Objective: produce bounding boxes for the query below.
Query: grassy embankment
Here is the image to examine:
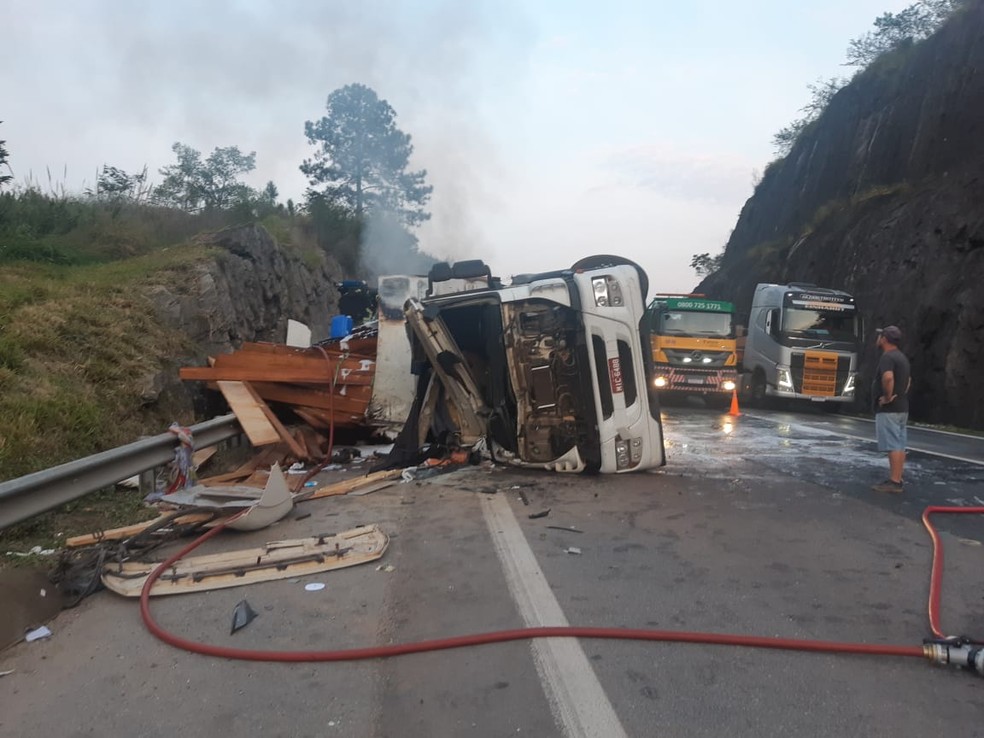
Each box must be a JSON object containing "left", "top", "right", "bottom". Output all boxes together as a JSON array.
[{"left": 0, "top": 191, "right": 259, "bottom": 562}]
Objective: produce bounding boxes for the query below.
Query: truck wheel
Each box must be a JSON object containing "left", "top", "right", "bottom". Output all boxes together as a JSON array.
[
  {"left": 750, "top": 372, "right": 768, "bottom": 407},
  {"left": 706, "top": 394, "right": 731, "bottom": 410}
]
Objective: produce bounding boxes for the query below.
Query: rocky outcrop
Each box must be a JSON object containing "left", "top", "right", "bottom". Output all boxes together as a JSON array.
[
  {"left": 140, "top": 224, "right": 342, "bottom": 413},
  {"left": 698, "top": 0, "right": 984, "bottom": 428},
  {"left": 148, "top": 224, "right": 341, "bottom": 356}
]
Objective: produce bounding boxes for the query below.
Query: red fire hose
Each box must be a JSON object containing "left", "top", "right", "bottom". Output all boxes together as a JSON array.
[
  {"left": 921, "top": 505, "right": 984, "bottom": 639},
  {"left": 138, "top": 506, "right": 982, "bottom": 668}
]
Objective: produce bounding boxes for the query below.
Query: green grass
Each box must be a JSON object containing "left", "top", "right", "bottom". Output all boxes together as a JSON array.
[
  {"left": 0, "top": 245, "right": 211, "bottom": 482},
  {"left": 0, "top": 487, "right": 161, "bottom": 566},
  {"left": 0, "top": 190, "right": 361, "bottom": 559}
]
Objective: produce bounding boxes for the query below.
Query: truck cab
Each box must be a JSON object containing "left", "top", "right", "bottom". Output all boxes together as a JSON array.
[
  {"left": 646, "top": 295, "right": 738, "bottom": 406},
  {"left": 739, "top": 283, "right": 861, "bottom": 408},
  {"left": 399, "top": 256, "right": 666, "bottom": 473}
]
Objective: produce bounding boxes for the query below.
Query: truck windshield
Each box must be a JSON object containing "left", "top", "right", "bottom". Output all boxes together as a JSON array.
[
  {"left": 658, "top": 311, "right": 732, "bottom": 337},
  {"left": 782, "top": 308, "right": 859, "bottom": 341}
]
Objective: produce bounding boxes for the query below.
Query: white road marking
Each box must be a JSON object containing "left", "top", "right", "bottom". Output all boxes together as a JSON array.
[{"left": 481, "top": 492, "right": 629, "bottom": 738}]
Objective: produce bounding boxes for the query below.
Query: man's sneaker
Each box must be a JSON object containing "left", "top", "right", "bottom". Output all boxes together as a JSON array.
[{"left": 872, "top": 480, "right": 904, "bottom": 494}]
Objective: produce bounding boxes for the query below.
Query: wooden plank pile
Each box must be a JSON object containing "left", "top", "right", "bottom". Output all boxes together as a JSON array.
[{"left": 179, "top": 334, "right": 381, "bottom": 463}]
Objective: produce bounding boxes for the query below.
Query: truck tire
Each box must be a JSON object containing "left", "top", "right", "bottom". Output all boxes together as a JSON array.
[
  {"left": 750, "top": 371, "right": 768, "bottom": 408},
  {"left": 705, "top": 394, "right": 731, "bottom": 410}
]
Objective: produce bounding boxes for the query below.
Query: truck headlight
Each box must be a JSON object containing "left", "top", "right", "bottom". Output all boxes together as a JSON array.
[
  {"left": 722, "top": 380, "right": 736, "bottom": 392},
  {"left": 777, "top": 366, "right": 794, "bottom": 391},
  {"left": 591, "top": 276, "right": 623, "bottom": 307},
  {"left": 614, "top": 437, "right": 643, "bottom": 469},
  {"left": 654, "top": 376, "right": 667, "bottom": 388},
  {"left": 592, "top": 277, "right": 609, "bottom": 306},
  {"left": 615, "top": 440, "right": 630, "bottom": 469},
  {"left": 843, "top": 372, "right": 856, "bottom": 396},
  {"left": 608, "top": 279, "right": 624, "bottom": 306}
]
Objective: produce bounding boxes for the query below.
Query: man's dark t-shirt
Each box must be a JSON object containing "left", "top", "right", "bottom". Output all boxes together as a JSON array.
[{"left": 872, "top": 349, "right": 910, "bottom": 413}]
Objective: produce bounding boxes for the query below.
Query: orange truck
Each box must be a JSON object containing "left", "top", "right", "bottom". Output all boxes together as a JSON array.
[{"left": 646, "top": 294, "right": 738, "bottom": 407}]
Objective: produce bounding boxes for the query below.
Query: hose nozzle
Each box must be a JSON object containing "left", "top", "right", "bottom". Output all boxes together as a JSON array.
[{"left": 923, "top": 638, "right": 984, "bottom": 676}]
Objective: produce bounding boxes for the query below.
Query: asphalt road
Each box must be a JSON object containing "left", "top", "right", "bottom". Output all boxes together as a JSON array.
[{"left": 2, "top": 405, "right": 983, "bottom": 737}]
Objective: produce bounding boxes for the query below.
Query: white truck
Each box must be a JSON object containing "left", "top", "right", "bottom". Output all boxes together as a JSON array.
[
  {"left": 397, "top": 255, "right": 666, "bottom": 473},
  {"left": 738, "top": 282, "right": 861, "bottom": 410}
]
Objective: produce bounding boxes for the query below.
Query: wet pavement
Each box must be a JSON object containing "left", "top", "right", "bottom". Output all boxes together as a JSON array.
[
  {"left": 1, "top": 405, "right": 983, "bottom": 737},
  {"left": 676, "top": 406, "right": 984, "bottom": 542}
]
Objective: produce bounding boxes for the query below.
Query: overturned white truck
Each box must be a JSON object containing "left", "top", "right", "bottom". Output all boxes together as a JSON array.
[{"left": 391, "top": 256, "right": 666, "bottom": 473}]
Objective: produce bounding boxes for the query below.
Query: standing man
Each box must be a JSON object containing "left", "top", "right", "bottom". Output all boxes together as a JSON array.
[{"left": 871, "top": 325, "right": 911, "bottom": 493}]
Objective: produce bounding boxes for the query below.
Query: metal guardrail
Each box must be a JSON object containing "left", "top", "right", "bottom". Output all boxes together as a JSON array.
[{"left": 0, "top": 414, "right": 242, "bottom": 530}]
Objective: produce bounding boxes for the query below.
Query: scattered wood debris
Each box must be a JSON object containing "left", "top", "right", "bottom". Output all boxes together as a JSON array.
[{"left": 101, "top": 524, "right": 389, "bottom": 597}]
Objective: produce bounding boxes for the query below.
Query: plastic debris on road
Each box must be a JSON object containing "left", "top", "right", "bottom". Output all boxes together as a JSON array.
[{"left": 25, "top": 626, "right": 52, "bottom": 642}]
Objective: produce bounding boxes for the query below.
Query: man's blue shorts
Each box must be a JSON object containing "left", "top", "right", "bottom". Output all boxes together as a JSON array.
[{"left": 876, "top": 412, "right": 908, "bottom": 452}]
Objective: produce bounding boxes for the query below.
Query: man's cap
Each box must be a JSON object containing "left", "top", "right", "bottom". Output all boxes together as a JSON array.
[{"left": 876, "top": 325, "right": 903, "bottom": 343}]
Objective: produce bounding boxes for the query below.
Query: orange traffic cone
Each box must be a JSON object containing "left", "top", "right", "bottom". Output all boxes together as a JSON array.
[{"left": 728, "top": 389, "right": 742, "bottom": 417}]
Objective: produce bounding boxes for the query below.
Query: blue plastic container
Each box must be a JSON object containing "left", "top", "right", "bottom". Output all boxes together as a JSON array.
[{"left": 330, "top": 314, "right": 354, "bottom": 339}]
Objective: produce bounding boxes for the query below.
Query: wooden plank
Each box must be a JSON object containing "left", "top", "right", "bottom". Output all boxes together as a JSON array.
[
  {"left": 249, "top": 381, "right": 373, "bottom": 413},
  {"left": 197, "top": 446, "right": 283, "bottom": 486},
  {"left": 212, "top": 351, "right": 376, "bottom": 380},
  {"left": 101, "top": 525, "right": 389, "bottom": 597},
  {"left": 181, "top": 365, "right": 374, "bottom": 386},
  {"left": 294, "top": 426, "right": 327, "bottom": 460},
  {"left": 65, "top": 512, "right": 215, "bottom": 548},
  {"left": 238, "top": 342, "right": 376, "bottom": 360},
  {"left": 347, "top": 480, "right": 397, "bottom": 497},
  {"left": 241, "top": 381, "right": 308, "bottom": 460},
  {"left": 217, "top": 381, "right": 281, "bottom": 446},
  {"left": 293, "top": 407, "right": 329, "bottom": 430},
  {"left": 191, "top": 447, "right": 218, "bottom": 471},
  {"left": 290, "top": 405, "right": 370, "bottom": 429},
  {"left": 302, "top": 469, "right": 404, "bottom": 501}
]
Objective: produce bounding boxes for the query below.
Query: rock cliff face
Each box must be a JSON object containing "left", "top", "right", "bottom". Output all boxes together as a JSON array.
[
  {"left": 142, "top": 224, "right": 342, "bottom": 413},
  {"left": 697, "top": 0, "right": 984, "bottom": 428},
  {"left": 149, "top": 224, "right": 341, "bottom": 356}
]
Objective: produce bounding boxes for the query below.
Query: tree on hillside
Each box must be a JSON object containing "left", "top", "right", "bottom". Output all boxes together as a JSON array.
[
  {"left": 155, "top": 143, "right": 257, "bottom": 212},
  {"left": 690, "top": 251, "right": 724, "bottom": 278},
  {"left": 772, "top": 77, "right": 846, "bottom": 157},
  {"left": 845, "top": 0, "right": 964, "bottom": 67},
  {"left": 300, "top": 83, "right": 432, "bottom": 227},
  {"left": 0, "top": 121, "right": 13, "bottom": 189},
  {"left": 771, "top": 1, "right": 963, "bottom": 158}
]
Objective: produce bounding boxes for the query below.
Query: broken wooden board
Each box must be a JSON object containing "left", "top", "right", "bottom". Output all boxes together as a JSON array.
[
  {"left": 301, "top": 469, "right": 404, "bottom": 501},
  {"left": 198, "top": 445, "right": 285, "bottom": 486},
  {"left": 248, "top": 381, "right": 374, "bottom": 414},
  {"left": 182, "top": 352, "right": 376, "bottom": 386},
  {"left": 237, "top": 341, "right": 376, "bottom": 360},
  {"left": 65, "top": 512, "right": 215, "bottom": 548},
  {"left": 100, "top": 524, "right": 388, "bottom": 597},
  {"left": 217, "top": 380, "right": 281, "bottom": 446},
  {"left": 290, "top": 405, "right": 373, "bottom": 430},
  {"left": 239, "top": 381, "right": 308, "bottom": 459}
]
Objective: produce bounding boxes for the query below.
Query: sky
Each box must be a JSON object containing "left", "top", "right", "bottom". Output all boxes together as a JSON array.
[{"left": 2, "top": 0, "right": 916, "bottom": 294}]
